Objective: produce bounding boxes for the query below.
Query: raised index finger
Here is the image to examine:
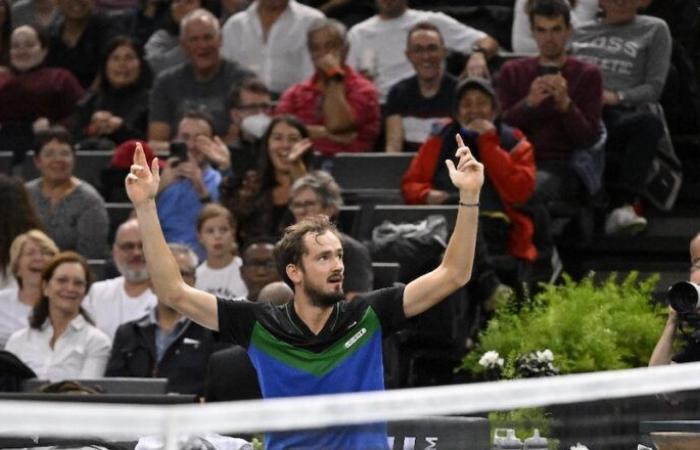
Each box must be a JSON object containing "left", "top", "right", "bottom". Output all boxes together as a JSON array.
[
  {"left": 455, "top": 133, "right": 465, "bottom": 149},
  {"left": 134, "top": 142, "right": 147, "bottom": 167}
]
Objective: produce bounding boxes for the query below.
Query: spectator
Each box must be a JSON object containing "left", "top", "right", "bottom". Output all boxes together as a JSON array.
[
  {"left": 347, "top": 0, "right": 499, "bottom": 103},
  {"left": 402, "top": 77, "right": 537, "bottom": 265},
  {"left": 498, "top": 0, "right": 603, "bottom": 208},
  {"left": 12, "top": 0, "right": 56, "bottom": 31},
  {"left": 195, "top": 203, "right": 248, "bottom": 299},
  {"left": 0, "top": 175, "right": 43, "bottom": 289},
  {"left": 157, "top": 111, "right": 227, "bottom": 259},
  {"left": 511, "top": 0, "right": 598, "bottom": 53},
  {"left": 221, "top": 0, "right": 324, "bottom": 96},
  {"left": 75, "top": 36, "right": 152, "bottom": 146},
  {"left": 649, "top": 232, "right": 700, "bottom": 366},
  {"left": 83, "top": 218, "right": 157, "bottom": 340},
  {"left": 144, "top": 0, "right": 200, "bottom": 76},
  {"left": 5, "top": 251, "right": 112, "bottom": 381},
  {"left": 276, "top": 18, "right": 380, "bottom": 161},
  {"left": 0, "top": 230, "right": 58, "bottom": 348},
  {"left": 26, "top": 126, "right": 110, "bottom": 259},
  {"left": 570, "top": 0, "right": 671, "bottom": 235},
  {"left": 105, "top": 243, "right": 221, "bottom": 397},
  {"left": 290, "top": 171, "right": 373, "bottom": 299},
  {"left": 45, "top": 0, "right": 121, "bottom": 89},
  {"left": 0, "top": 25, "right": 84, "bottom": 167},
  {"left": 223, "top": 77, "right": 273, "bottom": 175},
  {"left": 100, "top": 139, "right": 160, "bottom": 202},
  {"left": 148, "top": 8, "right": 253, "bottom": 149},
  {"left": 258, "top": 281, "right": 293, "bottom": 305},
  {"left": 219, "top": 115, "right": 313, "bottom": 241},
  {"left": 239, "top": 238, "right": 280, "bottom": 302},
  {"left": 384, "top": 21, "right": 457, "bottom": 153},
  {"left": 122, "top": 0, "right": 171, "bottom": 48}
]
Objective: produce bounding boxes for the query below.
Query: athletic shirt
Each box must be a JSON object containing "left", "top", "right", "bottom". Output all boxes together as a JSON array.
[{"left": 217, "top": 285, "right": 406, "bottom": 450}]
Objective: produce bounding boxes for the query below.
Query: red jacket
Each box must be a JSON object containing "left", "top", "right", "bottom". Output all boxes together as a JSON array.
[{"left": 401, "top": 123, "right": 537, "bottom": 261}]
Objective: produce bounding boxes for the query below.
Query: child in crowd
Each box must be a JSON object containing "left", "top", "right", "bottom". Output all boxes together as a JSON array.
[{"left": 195, "top": 204, "right": 247, "bottom": 300}]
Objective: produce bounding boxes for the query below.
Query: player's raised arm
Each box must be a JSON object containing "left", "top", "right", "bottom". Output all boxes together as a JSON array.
[
  {"left": 402, "top": 134, "right": 484, "bottom": 318},
  {"left": 125, "top": 143, "right": 219, "bottom": 330}
]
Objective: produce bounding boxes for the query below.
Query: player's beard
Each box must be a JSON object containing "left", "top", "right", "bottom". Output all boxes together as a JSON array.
[{"left": 303, "top": 276, "right": 344, "bottom": 307}]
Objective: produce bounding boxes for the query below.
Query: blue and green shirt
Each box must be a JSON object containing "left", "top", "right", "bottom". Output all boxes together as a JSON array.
[{"left": 217, "top": 285, "right": 406, "bottom": 450}]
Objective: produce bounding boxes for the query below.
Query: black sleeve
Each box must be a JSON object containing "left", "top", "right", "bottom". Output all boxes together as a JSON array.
[
  {"left": 673, "top": 338, "right": 700, "bottom": 363},
  {"left": 104, "top": 324, "right": 130, "bottom": 377},
  {"left": 216, "top": 298, "right": 260, "bottom": 347},
  {"left": 342, "top": 235, "right": 373, "bottom": 295},
  {"left": 384, "top": 83, "right": 402, "bottom": 117},
  {"left": 360, "top": 285, "right": 406, "bottom": 336}
]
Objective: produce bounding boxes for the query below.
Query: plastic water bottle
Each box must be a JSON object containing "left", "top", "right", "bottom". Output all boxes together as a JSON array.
[
  {"left": 493, "top": 429, "right": 523, "bottom": 449},
  {"left": 524, "top": 429, "right": 548, "bottom": 450}
]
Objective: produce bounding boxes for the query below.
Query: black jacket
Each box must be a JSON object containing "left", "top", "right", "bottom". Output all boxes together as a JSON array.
[{"left": 105, "top": 314, "right": 224, "bottom": 397}]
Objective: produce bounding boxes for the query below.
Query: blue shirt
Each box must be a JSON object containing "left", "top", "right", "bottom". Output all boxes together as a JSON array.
[{"left": 156, "top": 166, "right": 221, "bottom": 259}]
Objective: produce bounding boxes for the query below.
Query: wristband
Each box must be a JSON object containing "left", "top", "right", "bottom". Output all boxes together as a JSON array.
[{"left": 459, "top": 201, "right": 480, "bottom": 208}]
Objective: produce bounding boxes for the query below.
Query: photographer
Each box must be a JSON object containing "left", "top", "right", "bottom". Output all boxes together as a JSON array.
[
  {"left": 649, "top": 233, "right": 700, "bottom": 366},
  {"left": 157, "top": 110, "right": 230, "bottom": 260}
]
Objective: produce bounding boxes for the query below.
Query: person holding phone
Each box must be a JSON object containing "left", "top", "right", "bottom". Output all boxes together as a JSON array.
[
  {"left": 498, "top": 0, "right": 603, "bottom": 209},
  {"left": 156, "top": 110, "right": 229, "bottom": 259}
]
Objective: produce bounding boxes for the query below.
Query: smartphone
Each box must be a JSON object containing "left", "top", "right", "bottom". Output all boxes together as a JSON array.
[
  {"left": 538, "top": 64, "right": 560, "bottom": 76},
  {"left": 169, "top": 142, "right": 188, "bottom": 163}
]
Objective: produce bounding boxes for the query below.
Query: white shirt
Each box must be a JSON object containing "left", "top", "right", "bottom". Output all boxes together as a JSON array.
[
  {"left": 510, "top": 0, "right": 599, "bottom": 53},
  {"left": 0, "top": 286, "right": 31, "bottom": 349},
  {"left": 0, "top": 265, "right": 17, "bottom": 291},
  {"left": 195, "top": 256, "right": 248, "bottom": 300},
  {"left": 347, "top": 9, "right": 486, "bottom": 102},
  {"left": 83, "top": 276, "right": 157, "bottom": 340},
  {"left": 220, "top": 0, "right": 324, "bottom": 94},
  {"left": 5, "top": 314, "right": 111, "bottom": 381}
]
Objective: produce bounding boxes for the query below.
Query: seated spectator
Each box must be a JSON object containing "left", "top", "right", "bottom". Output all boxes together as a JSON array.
[
  {"left": 26, "top": 127, "right": 110, "bottom": 259},
  {"left": 105, "top": 243, "right": 221, "bottom": 397},
  {"left": 195, "top": 203, "right": 248, "bottom": 299},
  {"left": 157, "top": 111, "right": 228, "bottom": 259},
  {"left": 239, "top": 238, "right": 280, "bottom": 302},
  {"left": 276, "top": 18, "right": 380, "bottom": 162},
  {"left": 290, "top": 171, "right": 373, "bottom": 299},
  {"left": 221, "top": 0, "right": 324, "bottom": 96},
  {"left": 122, "top": 0, "right": 171, "bottom": 48},
  {"left": 45, "top": 0, "right": 121, "bottom": 89},
  {"left": 219, "top": 115, "right": 313, "bottom": 241},
  {"left": 0, "top": 230, "right": 58, "bottom": 348},
  {"left": 5, "top": 251, "right": 112, "bottom": 381},
  {"left": 83, "top": 218, "right": 157, "bottom": 340},
  {"left": 12, "top": 0, "right": 56, "bottom": 31},
  {"left": 75, "top": 36, "right": 151, "bottom": 147},
  {"left": 384, "top": 21, "right": 457, "bottom": 153},
  {"left": 147, "top": 8, "right": 253, "bottom": 150},
  {"left": 258, "top": 281, "right": 293, "bottom": 305},
  {"left": 347, "top": 0, "right": 499, "bottom": 103},
  {"left": 0, "top": 25, "right": 84, "bottom": 167},
  {"left": 401, "top": 77, "right": 537, "bottom": 266},
  {"left": 144, "top": 0, "right": 200, "bottom": 76},
  {"left": 498, "top": 0, "right": 603, "bottom": 208},
  {"left": 511, "top": 0, "right": 598, "bottom": 53},
  {"left": 570, "top": 0, "right": 671, "bottom": 235},
  {"left": 223, "top": 77, "right": 273, "bottom": 175},
  {"left": 0, "top": 174, "right": 44, "bottom": 290}
]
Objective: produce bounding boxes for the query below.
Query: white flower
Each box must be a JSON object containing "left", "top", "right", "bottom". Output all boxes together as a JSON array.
[
  {"left": 536, "top": 349, "right": 554, "bottom": 363},
  {"left": 570, "top": 443, "right": 589, "bottom": 450},
  {"left": 479, "top": 351, "right": 504, "bottom": 368}
]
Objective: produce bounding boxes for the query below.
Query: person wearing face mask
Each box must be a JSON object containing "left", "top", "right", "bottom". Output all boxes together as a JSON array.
[
  {"left": 75, "top": 36, "right": 152, "bottom": 146},
  {"left": 0, "top": 25, "right": 84, "bottom": 168}
]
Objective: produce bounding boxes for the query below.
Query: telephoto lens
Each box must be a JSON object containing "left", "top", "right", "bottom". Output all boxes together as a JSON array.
[{"left": 668, "top": 282, "right": 700, "bottom": 314}]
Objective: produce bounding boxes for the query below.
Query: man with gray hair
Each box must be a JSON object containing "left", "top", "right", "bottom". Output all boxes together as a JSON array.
[
  {"left": 84, "top": 218, "right": 157, "bottom": 340},
  {"left": 276, "top": 17, "right": 380, "bottom": 160},
  {"left": 106, "top": 242, "right": 222, "bottom": 397},
  {"left": 148, "top": 8, "right": 254, "bottom": 150},
  {"left": 289, "top": 171, "right": 373, "bottom": 299}
]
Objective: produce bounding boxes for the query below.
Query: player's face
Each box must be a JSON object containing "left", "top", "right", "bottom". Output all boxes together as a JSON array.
[{"left": 298, "top": 231, "right": 344, "bottom": 307}]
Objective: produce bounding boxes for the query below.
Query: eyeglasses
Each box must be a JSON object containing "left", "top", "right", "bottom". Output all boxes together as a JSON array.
[
  {"left": 407, "top": 44, "right": 442, "bottom": 55},
  {"left": 244, "top": 260, "right": 276, "bottom": 269},
  {"left": 289, "top": 200, "right": 321, "bottom": 212},
  {"left": 237, "top": 103, "right": 273, "bottom": 112},
  {"left": 116, "top": 241, "right": 143, "bottom": 252}
]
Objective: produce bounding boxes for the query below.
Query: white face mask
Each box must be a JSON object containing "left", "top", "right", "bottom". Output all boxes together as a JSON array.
[{"left": 241, "top": 113, "right": 272, "bottom": 140}]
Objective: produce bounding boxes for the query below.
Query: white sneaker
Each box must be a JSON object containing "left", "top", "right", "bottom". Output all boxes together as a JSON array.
[{"left": 604, "top": 205, "right": 647, "bottom": 235}]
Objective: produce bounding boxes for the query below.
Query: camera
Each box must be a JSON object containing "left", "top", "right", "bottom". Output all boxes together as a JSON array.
[
  {"left": 169, "top": 142, "right": 188, "bottom": 164},
  {"left": 668, "top": 282, "right": 700, "bottom": 314}
]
